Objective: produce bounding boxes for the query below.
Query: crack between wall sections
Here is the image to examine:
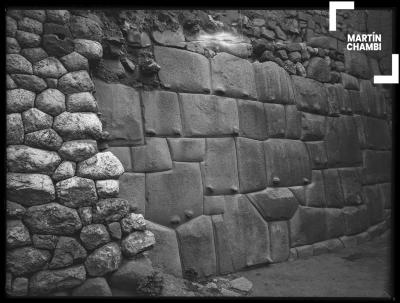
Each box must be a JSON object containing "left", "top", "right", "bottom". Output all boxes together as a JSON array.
[
  {"left": 174, "top": 228, "right": 185, "bottom": 278},
  {"left": 210, "top": 216, "right": 220, "bottom": 275},
  {"left": 233, "top": 136, "right": 241, "bottom": 194}
]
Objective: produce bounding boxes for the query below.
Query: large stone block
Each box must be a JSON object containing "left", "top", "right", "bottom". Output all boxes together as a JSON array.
[
  {"left": 142, "top": 90, "right": 182, "bottom": 136},
  {"left": 11, "top": 74, "right": 47, "bottom": 92},
  {"left": 118, "top": 173, "right": 145, "bottom": 213},
  {"left": 263, "top": 139, "right": 311, "bottom": 187},
  {"left": 53, "top": 112, "right": 102, "bottom": 141},
  {"left": 7, "top": 247, "right": 51, "bottom": 276},
  {"left": 211, "top": 215, "right": 235, "bottom": 274},
  {"left": 33, "top": 57, "right": 67, "bottom": 78},
  {"left": 342, "top": 205, "right": 369, "bottom": 235},
  {"left": 341, "top": 72, "right": 359, "bottom": 90},
  {"left": 292, "top": 75, "right": 329, "bottom": 115},
  {"left": 325, "top": 208, "right": 346, "bottom": 238},
  {"left": 304, "top": 170, "right": 326, "bottom": 207},
  {"left": 237, "top": 100, "right": 268, "bottom": 140},
  {"left": 358, "top": 116, "right": 391, "bottom": 150},
  {"left": 56, "top": 176, "right": 97, "bottom": 208},
  {"left": 264, "top": 103, "right": 285, "bottom": 138},
  {"left": 300, "top": 112, "right": 326, "bottom": 141},
  {"left": 167, "top": 138, "right": 205, "bottom": 162},
  {"left": 176, "top": 215, "right": 217, "bottom": 278},
  {"left": 305, "top": 141, "right": 328, "bottom": 169},
  {"left": 76, "top": 151, "right": 124, "bottom": 180},
  {"left": 359, "top": 80, "right": 385, "bottom": 117},
  {"left": 344, "top": 49, "right": 372, "bottom": 79},
  {"left": 361, "top": 150, "right": 391, "bottom": 184},
  {"left": 285, "top": 105, "right": 301, "bottom": 139},
  {"left": 254, "top": 61, "right": 295, "bottom": 104},
  {"left": 180, "top": 93, "right": 239, "bottom": 136},
  {"left": 325, "top": 116, "right": 362, "bottom": 167},
  {"left": 202, "top": 138, "right": 239, "bottom": 195},
  {"left": 322, "top": 168, "right": 344, "bottom": 208},
  {"left": 146, "top": 162, "right": 202, "bottom": 227},
  {"left": 236, "top": 137, "right": 267, "bottom": 193},
  {"left": 290, "top": 206, "right": 327, "bottom": 247},
  {"left": 84, "top": 242, "right": 122, "bottom": 277},
  {"left": 145, "top": 220, "right": 182, "bottom": 277},
  {"left": 7, "top": 145, "right": 61, "bottom": 175},
  {"left": 363, "top": 184, "right": 384, "bottom": 225},
  {"left": 268, "top": 221, "right": 290, "bottom": 263},
  {"left": 338, "top": 167, "right": 363, "bottom": 206},
  {"left": 58, "top": 140, "right": 98, "bottom": 162},
  {"left": 247, "top": 187, "right": 298, "bottom": 221},
  {"left": 154, "top": 46, "right": 210, "bottom": 93},
  {"left": 131, "top": 138, "right": 172, "bottom": 172},
  {"left": 93, "top": 78, "right": 144, "bottom": 146},
  {"left": 211, "top": 52, "right": 257, "bottom": 99}
]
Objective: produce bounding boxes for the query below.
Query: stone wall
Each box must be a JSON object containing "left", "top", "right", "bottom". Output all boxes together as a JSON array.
[{"left": 6, "top": 8, "right": 392, "bottom": 295}]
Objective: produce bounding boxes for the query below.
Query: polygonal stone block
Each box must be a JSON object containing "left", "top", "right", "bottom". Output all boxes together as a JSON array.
[
  {"left": 202, "top": 138, "right": 239, "bottom": 195},
  {"left": 176, "top": 215, "right": 217, "bottom": 278},
  {"left": 167, "top": 138, "right": 205, "bottom": 162},
  {"left": 254, "top": 61, "right": 295, "bottom": 104},
  {"left": 211, "top": 215, "right": 235, "bottom": 274},
  {"left": 305, "top": 141, "right": 328, "bottom": 169},
  {"left": 53, "top": 112, "right": 102, "bottom": 141},
  {"left": 268, "top": 221, "right": 290, "bottom": 263},
  {"left": 131, "top": 137, "right": 172, "bottom": 173},
  {"left": 325, "top": 208, "right": 346, "bottom": 238},
  {"left": 236, "top": 137, "right": 267, "bottom": 193},
  {"left": 300, "top": 112, "right": 326, "bottom": 141},
  {"left": 361, "top": 150, "right": 391, "bottom": 184},
  {"left": 363, "top": 184, "right": 384, "bottom": 225},
  {"left": 263, "top": 139, "right": 311, "bottom": 187},
  {"left": 304, "top": 170, "right": 326, "bottom": 207},
  {"left": 338, "top": 167, "right": 363, "bottom": 206},
  {"left": 93, "top": 78, "right": 144, "bottom": 146},
  {"left": 264, "top": 103, "right": 285, "bottom": 138},
  {"left": 285, "top": 105, "right": 301, "bottom": 139},
  {"left": 203, "top": 196, "right": 226, "bottom": 216},
  {"left": 56, "top": 176, "right": 97, "bottom": 208},
  {"left": 180, "top": 93, "right": 239, "bottom": 137},
  {"left": 342, "top": 205, "right": 369, "bottom": 235},
  {"left": 292, "top": 75, "right": 329, "bottom": 115},
  {"left": 237, "top": 100, "right": 267, "bottom": 140},
  {"left": 142, "top": 90, "right": 182, "bottom": 136},
  {"left": 247, "top": 187, "right": 298, "bottom": 221},
  {"left": 146, "top": 162, "right": 203, "bottom": 228},
  {"left": 358, "top": 116, "right": 391, "bottom": 150},
  {"left": 76, "top": 152, "right": 124, "bottom": 180},
  {"left": 322, "top": 168, "right": 344, "bottom": 208},
  {"left": 154, "top": 46, "right": 210, "bottom": 93},
  {"left": 211, "top": 52, "right": 257, "bottom": 99},
  {"left": 118, "top": 173, "right": 145, "bottom": 213}
]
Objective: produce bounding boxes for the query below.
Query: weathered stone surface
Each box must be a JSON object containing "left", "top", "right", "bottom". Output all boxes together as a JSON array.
[
  {"left": 46, "top": 10, "right": 71, "bottom": 24},
  {"left": 247, "top": 187, "right": 298, "bottom": 221},
  {"left": 131, "top": 138, "right": 172, "bottom": 172},
  {"left": 211, "top": 52, "right": 257, "bottom": 99},
  {"left": 325, "top": 208, "right": 346, "bottom": 238},
  {"left": 264, "top": 103, "right": 285, "bottom": 137},
  {"left": 29, "top": 265, "right": 86, "bottom": 295},
  {"left": 342, "top": 205, "right": 369, "bottom": 235},
  {"left": 24, "top": 202, "right": 82, "bottom": 235},
  {"left": 58, "top": 71, "right": 94, "bottom": 94},
  {"left": 92, "top": 198, "right": 130, "bottom": 223},
  {"left": 10, "top": 277, "right": 29, "bottom": 296},
  {"left": 20, "top": 47, "right": 48, "bottom": 63},
  {"left": 52, "top": 161, "right": 76, "bottom": 182},
  {"left": 305, "top": 141, "right": 328, "bottom": 169},
  {"left": 154, "top": 46, "right": 210, "bottom": 93},
  {"left": 210, "top": 215, "right": 234, "bottom": 274},
  {"left": 230, "top": 277, "right": 253, "bottom": 293},
  {"left": 85, "top": 242, "right": 121, "bottom": 277},
  {"left": 341, "top": 72, "right": 359, "bottom": 90},
  {"left": 32, "top": 234, "right": 58, "bottom": 250},
  {"left": 254, "top": 61, "right": 295, "bottom": 104},
  {"left": 325, "top": 116, "right": 362, "bottom": 167},
  {"left": 35, "top": 88, "right": 66, "bottom": 116},
  {"left": 363, "top": 184, "right": 384, "bottom": 225},
  {"left": 292, "top": 75, "right": 329, "bottom": 115},
  {"left": 96, "top": 180, "right": 119, "bottom": 198},
  {"left": 15, "top": 30, "right": 41, "bottom": 48},
  {"left": 33, "top": 57, "right": 67, "bottom": 79},
  {"left": 344, "top": 49, "right": 372, "bottom": 79},
  {"left": 56, "top": 176, "right": 97, "bottom": 208},
  {"left": 268, "top": 221, "right": 290, "bottom": 262},
  {"left": 76, "top": 151, "right": 124, "bottom": 180},
  {"left": 358, "top": 116, "right": 391, "bottom": 150},
  {"left": 24, "top": 128, "right": 63, "bottom": 151},
  {"left": 338, "top": 167, "right": 363, "bottom": 206},
  {"left": 180, "top": 94, "right": 239, "bottom": 136},
  {"left": 167, "top": 138, "right": 205, "bottom": 162},
  {"left": 7, "top": 173, "right": 55, "bottom": 206},
  {"left": 121, "top": 230, "right": 155, "bottom": 257},
  {"left": 7, "top": 145, "right": 61, "bottom": 175},
  {"left": 306, "top": 57, "right": 330, "bottom": 82},
  {"left": 300, "top": 112, "right": 326, "bottom": 141},
  {"left": 10, "top": 74, "right": 47, "bottom": 92},
  {"left": 6, "top": 15, "right": 18, "bottom": 37},
  {"left": 236, "top": 137, "right": 267, "bottom": 193},
  {"left": 74, "top": 39, "right": 103, "bottom": 60},
  {"left": 53, "top": 112, "right": 102, "bottom": 141},
  {"left": 93, "top": 78, "right": 144, "bottom": 145},
  {"left": 7, "top": 201, "right": 26, "bottom": 219},
  {"left": 66, "top": 92, "right": 97, "bottom": 113},
  {"left": 176, "top": 215, "right": 216, "bottom": 277},
  {"left": 263, "top": 139, "right": 311, "bottom": 187},
  {"left": 308, "top": 36, "right": 337, "bottom": 49},
  {"left": 7, "top": 74, "right": 17, "bottom": 89},
  {"left": 146, "top": 220, "right": 182, "bottom": 277},
  {"left": 72, "top": 277, "right": 112, "bottom": 296},
  {"left": 118, "top": 172, "right": 145, "bottom": 213},
  {"left": 58, "top": 140, "right": 97, "bottom": 161},
  {"left": 303, "top": 170, "right": 326, "bottom": 207},
  {"left": 22, "top": 108, "right": 53, "bottom": 133},
  {"left": 121, "top": 213, "right": 146, "bottom": 234},
  {"left": 7, "top": 247, "right": 51, "bottom": 276},
  {"left": 202, "top": 138, "right": 239, "bottom": 195},
  {"left": 362, "top": 150, "right": 391, "bottom": 185},
  {"left": 70, "top": 15, "right": 103, "bottom": 42},
  {"left": 108, "top": 222, "right": 122, "bottom": 240},
  {"left": 80, "top": 224, "right": 111, "bottom": 251},
  {"left": 237, "top": 100, "right": 267, "bottom": 140},
  {"left": 42, "top": 34, "right": 74, "bottom": 57},
  {"left": 23, "top": 10, "right": 46, "bottom": 22},
  {"left": 285, "top": 105, "right": 302, "bottom": 139},
  {"left": 290, "top": 206, "right": 327, "bottom": 246},
  {"left": 7, "top": 220, "right": 31, "bottom": 249},
  {"left": 146, "top": 162, "right": 202, "bottom": 227},
  {"left": 7, "top": 54, "right": 33, "bottom": 74},
  {"left": 78, "top": 207, "right": 93, "bottom": 226},
  {"left": 322, "top": 169, "right": 344, "bottom": 208},
  {"left": 60, "top": 52, "right": 89, "bottom": 71},
  {"left": 49, "top": 236, "right": 87, "bottom": 269},
  {"left": 7, "top": 113, "right": 24, "bottom": 145},
  {"left": 204, "top": 196, "right": 227, "bottom": 216}
]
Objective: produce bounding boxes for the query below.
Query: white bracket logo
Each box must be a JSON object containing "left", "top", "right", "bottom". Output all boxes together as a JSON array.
[{"left": 374, "top": 54, "right": 399, "bottom": 84}]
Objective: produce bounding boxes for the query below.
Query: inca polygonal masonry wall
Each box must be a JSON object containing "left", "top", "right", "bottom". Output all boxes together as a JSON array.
[{"left": 6, "top": 8, "right": 392, "bottom": 295}]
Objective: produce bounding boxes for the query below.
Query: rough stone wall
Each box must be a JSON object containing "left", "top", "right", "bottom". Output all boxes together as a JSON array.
[{"left": 6, "top": 8, "right": 393, "bottom": 294}]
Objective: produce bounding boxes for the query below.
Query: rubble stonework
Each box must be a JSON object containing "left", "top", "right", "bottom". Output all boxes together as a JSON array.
[{"left": 6, "top": 8, "right": 392, "bottom": 296}]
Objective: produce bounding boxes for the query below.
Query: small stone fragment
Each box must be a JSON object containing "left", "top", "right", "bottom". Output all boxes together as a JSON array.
[
  {"left": 230, "top": 277, "right": 253, "bottom": 293},
  {"left": 121, "top": 230, "right": 155, "bottom": 257}
]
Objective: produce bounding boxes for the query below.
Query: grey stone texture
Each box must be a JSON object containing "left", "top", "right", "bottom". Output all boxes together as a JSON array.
[{"left": 131, "top": 138, "right": 172, "bottom": 172}]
